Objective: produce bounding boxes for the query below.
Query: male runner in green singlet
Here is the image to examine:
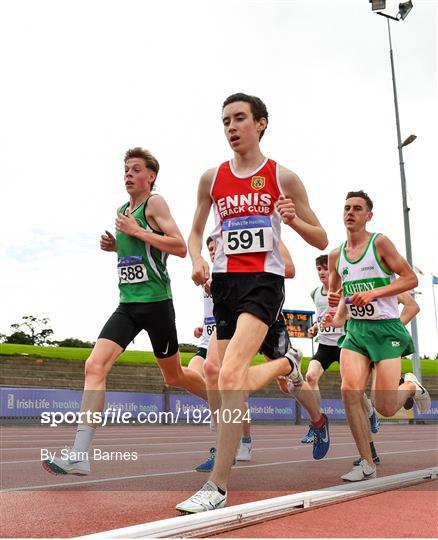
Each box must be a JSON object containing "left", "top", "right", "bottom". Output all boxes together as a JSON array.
[{"left": 42, "top": 147, "right": 206, "bottom": 476}]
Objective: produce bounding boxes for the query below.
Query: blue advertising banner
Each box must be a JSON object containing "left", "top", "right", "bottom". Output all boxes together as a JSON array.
[
  {"left": 0, "top": 387, "right": 164, "bottom": 418},
  {"left": 249, "top": 397, "right": 296, "bottom": 421},
  {"left": 301, "top": 399, "right": 346, "bottom": 421},
  {"left": 1, "top": 388, "right": 437, "bottom": 422},
  {"left": 168, "top": 394, "right": 296, "bottom": 422},
  {"left": 413, "top": 400, "right": 438, "bottom": 421},
  {"left": 168, "top": 393, "right": 209, "bottom": 423}
]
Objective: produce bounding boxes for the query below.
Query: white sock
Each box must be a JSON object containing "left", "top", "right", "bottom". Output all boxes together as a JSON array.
[
  {"left": 72, "top": 425, "right": 96, "bottom": 453},
  {"left": 364, "top": 396, "right": 374, "bottom": 418}
]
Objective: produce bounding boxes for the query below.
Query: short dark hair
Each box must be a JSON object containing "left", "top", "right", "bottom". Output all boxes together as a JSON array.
[
  {"left": 315, "top": 255, "right": 328, "bottom": 268},
  {"left": 206, "top": 236, "right": 214, "bottom": 247},
  {"left": 124, "top": 147, "right": 159, "bottom": 190},
  {"left": 346, "top": 190, "right": 373, "bottom": 211},
  {"left": 222, "top": 93, "right": 269, "bottom": 140}
]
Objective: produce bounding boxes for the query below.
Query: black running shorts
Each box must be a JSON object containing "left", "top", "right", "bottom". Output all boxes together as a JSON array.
[
  {"left": 211, "top": 272, "right": 285, "bottom": 340},
  {"left": 192, "top": 347, "right": 207, "bottom": 360},
  {"left": 260, "top": 316, "right": 291, "bottom": 360},
  {"left": 98, "top": 299, "right": 179, "bottom": 358},
  {"left": 313, "top": 343, "right": 341, "bottom": 371}
]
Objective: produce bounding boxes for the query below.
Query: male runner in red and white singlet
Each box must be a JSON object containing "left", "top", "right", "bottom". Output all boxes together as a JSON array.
[{"left": 176, "top": 93, "right": 328, "bottom": 513}]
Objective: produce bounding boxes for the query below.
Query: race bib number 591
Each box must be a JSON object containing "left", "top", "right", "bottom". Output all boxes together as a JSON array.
[
  {"left": 222, "top": 215, "right": 273, "bottom": 255},
  {"left": 118, "top": 256, "right": 148, "bottom": 284}
]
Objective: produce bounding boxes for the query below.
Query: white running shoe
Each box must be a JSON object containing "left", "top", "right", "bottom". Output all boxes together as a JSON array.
[
  {"left": 341, "top": 459, "right": 376, "bottom": 482},
  {"left": 42, "top": 448, "right": 90, "bottom": 476},
  {"left": 404, "top": 373, "right": 431, "bottom": 413},
  {"left": 176, "top": 481, "right": 227, "bottom": 513},
  {"left": 277, "top": 348, "right": 304, "bottom": 395},
  {"left": 236, "top": 441, "right": 252, "bottom": 461}
]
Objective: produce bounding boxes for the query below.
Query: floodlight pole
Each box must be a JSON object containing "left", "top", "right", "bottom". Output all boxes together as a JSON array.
[{"left": 379, "top": 14, "right": 421, "bottom": 380}]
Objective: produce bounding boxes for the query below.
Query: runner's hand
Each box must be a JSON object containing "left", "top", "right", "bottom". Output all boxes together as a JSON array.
[
  {"left": 192, "top": 257, "right": 210, "bottom": 286},
  {"left": 115, "top": 209, "right": 141, "bottom": 238},
  {"left": 321, "top": 312, "right": 335, "bottom": 328},
  {"left": 307, "top": 324, "right": 318, "bottom": 338},
  {"left": 349, "top": 291, "right": 377, "bottom": 307},
  {"left": 204, "top": 278, "right": 213, "bottom": 295},
  {"left": 100, "top": 230, "right": 116, "bottom": 252},
  {"left": 276, "top": 195, "right": 296, "bottom": 225},
  {"left": 328, "top": 287, "right": 343, "bottom": 307},
  {"left": 194, "top": 327, "right": 203, "bottom": 338}
]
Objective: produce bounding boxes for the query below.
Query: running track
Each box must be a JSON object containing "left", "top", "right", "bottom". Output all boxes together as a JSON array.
[{"left": 1, "top": 423, "right": 437, "bottom": 537}]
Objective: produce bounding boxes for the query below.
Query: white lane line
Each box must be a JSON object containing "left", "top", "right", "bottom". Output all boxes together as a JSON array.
[
  {"left": 2, "top": 435, "right": 437, "bottom": 453},
  {"left": 1, "top": 448, "right": 435, "bottom": 493},
  {"left": 1, "top": 426, "right": 435, "bottom": 437},
  {"left": 2, "top": 438, "right": 438, "bottom": 465}
]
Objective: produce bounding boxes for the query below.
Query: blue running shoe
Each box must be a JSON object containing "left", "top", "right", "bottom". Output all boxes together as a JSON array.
[
  {"left": 369, "top": 410, "right": 380, "bottom": 434},
  {"left": 195, "top": 448, "right": 216, "bottom": 472},
  {"left": 312, "top": 414, "right": 330, "bottom": 460},
  {"left": 301, "top": 426, "right": 315, "bottom": 444}
]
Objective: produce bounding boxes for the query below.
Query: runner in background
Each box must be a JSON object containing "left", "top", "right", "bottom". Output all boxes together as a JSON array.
[
  {"left": 326, "top": 190, "right": 430, "bottom": 481},
  {"left": 194, "top": 236, "right": 298, "bottom": 471}
]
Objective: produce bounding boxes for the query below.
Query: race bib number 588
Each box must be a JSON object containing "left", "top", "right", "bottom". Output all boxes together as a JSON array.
[
  {"left": 222, "top": 215, "right": 273, "bottom": 255},
  {"left": 118, "top": 256, "right": 148, "bottom": 284}
]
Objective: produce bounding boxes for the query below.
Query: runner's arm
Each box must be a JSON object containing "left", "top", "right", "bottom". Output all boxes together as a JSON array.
[
  {"left": 327, "top": 247, "right": 342, "bottom": 307},
  {"left": 116, "top": 195, "right": 187, "bottom": 257},
  {"left": 397, "top": 291, "right": 420, "bottom": 325},
  {"left": 279, "top": 239, "right": 295, "bottom": 278},
  {"left": 321, "top": 297, "right": 347, "bottom": 329},
  {"left": 349, "top": 235, "right": 418, "bottom": 307},
  {"left": 279, "top": 167, "right": 328, "bottom": 250},
  {"left": 188, "top": 169, "right": 214, "bottom": 285}
]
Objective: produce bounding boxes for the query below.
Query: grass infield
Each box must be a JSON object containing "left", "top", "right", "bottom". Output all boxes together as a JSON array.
[{"left": 1, "top": 343, "right": 436, "bottom": 375}]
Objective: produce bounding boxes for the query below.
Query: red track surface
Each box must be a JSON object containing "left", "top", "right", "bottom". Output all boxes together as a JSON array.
[{"left": 1, "top": 423, "right": 437, "bottom": 538}]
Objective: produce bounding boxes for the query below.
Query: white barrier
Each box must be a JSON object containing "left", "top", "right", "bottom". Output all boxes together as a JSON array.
[{"left": 78, "top": 467, "right": 437, "bottom": 539}]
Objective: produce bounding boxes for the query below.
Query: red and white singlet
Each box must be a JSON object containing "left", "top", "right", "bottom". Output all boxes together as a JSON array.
[{"left": 210, "top": 158, "right": 285, "bottom": 275}]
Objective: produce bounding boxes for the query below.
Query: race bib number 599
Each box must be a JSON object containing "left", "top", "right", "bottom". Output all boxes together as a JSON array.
[
  {"left": 346, "top": 300, "right": 381, "bottom": 320},
  {"left": 118, "top": 256, "right": 148, "bottom": 284},
  {"left": 222, "top": 215, "right": 273, "bottom": 255}
]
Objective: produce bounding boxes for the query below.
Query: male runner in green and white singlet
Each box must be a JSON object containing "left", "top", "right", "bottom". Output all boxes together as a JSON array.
[
  {"left": 327, "top": 190, "right": 430, "bottom": 482},
  {"left": 43, "top": 147, "right": 207, "bottom": 476}
]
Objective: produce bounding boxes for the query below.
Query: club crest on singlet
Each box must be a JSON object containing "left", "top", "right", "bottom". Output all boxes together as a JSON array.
[{"left": 251, "top": 176, "right": 265, "bottom": 190}]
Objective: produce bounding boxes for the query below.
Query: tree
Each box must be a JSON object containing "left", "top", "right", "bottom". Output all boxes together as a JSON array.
[
  {"left": 7, "top": 315, "right": 54, "bottom": 346},
  {"left": 55, "top": 338, "right": 95, "bottom": 348},
  {"left": 178, "top": 343, "right": 198, "bottom": 353},
  {"left": 5, "top": 331, "right": 34, "bottom": 345}
]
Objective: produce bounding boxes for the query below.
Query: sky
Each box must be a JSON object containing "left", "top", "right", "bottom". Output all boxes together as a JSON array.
[{"left": 1, "top": 0, "right": 437, "bottom": 358}]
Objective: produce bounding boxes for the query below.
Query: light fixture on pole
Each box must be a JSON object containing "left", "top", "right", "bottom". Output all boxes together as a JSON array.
[
  {"left": 369, "top": 1, "right": 422, "bottom": 380},
  {"left": 398, "top": 0, "right": 413, "bottom": 20},
  {"left": 402, "top": 134, "right": 417, "bottom": 147},
  {"left": 369, "top": 0, "right": 386, "bottom": 11}
]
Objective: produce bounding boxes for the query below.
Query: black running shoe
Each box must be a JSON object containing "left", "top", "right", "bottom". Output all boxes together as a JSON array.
[
  {"left": 353, "top": 455, "right": 380, "bottom": 466},
  {"left": 400, "top": 376, "right": 414, "bottom": 410}
]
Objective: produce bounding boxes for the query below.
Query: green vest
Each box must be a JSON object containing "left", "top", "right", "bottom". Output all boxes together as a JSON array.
[{"left": 116, "top": 198, "right": 172, "bottom": 303}]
